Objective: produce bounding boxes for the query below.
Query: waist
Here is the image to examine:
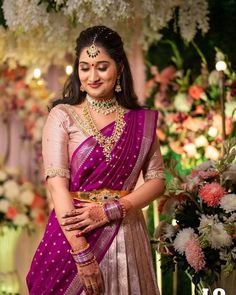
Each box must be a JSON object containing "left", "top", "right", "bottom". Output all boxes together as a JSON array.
[{"left": 70, "top": 189, "right": 130, "bottom": 203}]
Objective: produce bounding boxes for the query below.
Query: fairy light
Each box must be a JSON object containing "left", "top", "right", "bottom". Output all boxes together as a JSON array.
[
  {"left": 66, "top": 65, "right": 73, "bottom": 75},
  {"left": 33, "top": 68, "right": 41, "bottom": 79},
  {"left": 215, "top": 61, "right": 227, "bottom": 72}
]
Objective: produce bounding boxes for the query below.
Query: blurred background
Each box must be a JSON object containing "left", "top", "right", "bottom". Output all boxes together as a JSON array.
[{"left": 0, "top": 1, "right": 235, "bottom": 294}]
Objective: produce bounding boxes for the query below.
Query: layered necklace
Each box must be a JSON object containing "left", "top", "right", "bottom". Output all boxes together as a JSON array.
[
  {"left": 82, "top": 100, "right": 126, "bottom": 161},
  {"left": 86, "top": 94, "right": 117, "bottom": 115}
]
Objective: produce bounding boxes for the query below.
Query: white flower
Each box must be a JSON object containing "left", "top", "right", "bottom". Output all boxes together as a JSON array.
[
  {"left": 13, "top": 214, "right": 29, "bottom": 226},
  {"left": 3, "top": 180, "right": 20, "bottom": 200},
  {"left": 205, "top": 145, "right": 220, "bottom": 161},
  {"left": 0, "top": 199, "right": 10, "bottom": 212},
  {"left": 220, "top": 194, "right": 236, "bottom": 213},
  {"left": 20, "top": 190, "right": 34, "bottom": 205},
  {"left": 194, "top": 135, "right": 208, "bottom": 147},
  {"left": 174, "top": 93, "right": 191, "bottom": 112},
  {"left": 199, "top": 215, "right": 232, "bottom": 249},
  {"left": 4, "top": 166, "right": 20, "bottom": 177},
  {"left": 0, "top": 170, "right": 7, "bottom": 182},
  {"left": 183, "top": 143, "right": 197, "bottom": 158},
  {"left": 174, "top": 228, "right": 195, "bottom": 254}
]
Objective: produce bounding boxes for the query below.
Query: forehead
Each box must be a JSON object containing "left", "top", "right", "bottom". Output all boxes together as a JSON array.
[{"left": 79, "top": 46, "right": 114, "bottom": 64}]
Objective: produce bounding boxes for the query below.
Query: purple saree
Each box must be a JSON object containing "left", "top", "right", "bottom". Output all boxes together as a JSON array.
[{"left": 27, "top": 108, "right": 160, "bottom": 295}]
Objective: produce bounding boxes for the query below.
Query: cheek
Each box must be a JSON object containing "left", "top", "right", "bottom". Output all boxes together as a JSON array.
[
  {"left": 101, "top": 69, "right": 117, "bottom": 84},
  {"left": 78, "top": 70, "right": 87, "bottom": 82}
]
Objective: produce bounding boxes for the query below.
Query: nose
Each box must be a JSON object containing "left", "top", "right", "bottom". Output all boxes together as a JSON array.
[{"left": 89, "top": 68, "right": 99, "bottom": 83}]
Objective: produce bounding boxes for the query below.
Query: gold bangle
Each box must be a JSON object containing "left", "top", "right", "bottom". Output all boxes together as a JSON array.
[{"left": 70, "top": 243, "right": 90, "bottom": 254}]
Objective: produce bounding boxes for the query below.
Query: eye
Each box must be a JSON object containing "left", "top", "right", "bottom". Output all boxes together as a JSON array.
[
  {"left": 80, "top": 68, "right": 89, "bottom": 72},
  {"left": 98, "top": 67, "right": 108, "bottom": 72}
]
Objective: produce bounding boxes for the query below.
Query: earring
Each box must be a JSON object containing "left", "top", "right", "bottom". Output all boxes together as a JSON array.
[
  {"left": 115, "top": 76, "right": 122, "bottom": 92},
  {"left": 80, "top": 85, "right": 85, "bottom": 92}
]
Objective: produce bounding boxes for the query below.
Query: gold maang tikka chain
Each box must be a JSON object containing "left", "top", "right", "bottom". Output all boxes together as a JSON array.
[
  {"left": 86, "top": 94, "right": 117, "bottom": 115},
  {"left": 82, "top": 102, "right": 126, "bottom": 161}
]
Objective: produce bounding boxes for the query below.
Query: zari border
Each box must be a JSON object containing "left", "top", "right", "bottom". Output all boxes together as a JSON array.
[
  {"left": 144, "top": 170, "right": 166, "bottom": 181},
  {"left": 45, "top": 167, "right": 70, "bottom": 179}
]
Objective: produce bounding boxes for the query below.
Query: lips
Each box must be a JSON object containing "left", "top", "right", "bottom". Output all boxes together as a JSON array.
[{"left": 88, "top": 83, "right": 102, "bottom": 89}]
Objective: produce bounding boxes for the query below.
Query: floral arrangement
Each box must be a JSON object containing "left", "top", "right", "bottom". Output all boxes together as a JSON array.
[
  {"left": 0, "top": 65, "right": 49, "bottom": 143},
  {"left": 146, "top": 50, "right": 236, "bottom": 169},
  {"left": 0, "top": 164, "right": 48, "bottom": 230},
  {"left": 152, "top": 139, "right": 236, "bottom": 291},
  {"left": 0, "top": 0, "right": 209, "bottom": 68}
]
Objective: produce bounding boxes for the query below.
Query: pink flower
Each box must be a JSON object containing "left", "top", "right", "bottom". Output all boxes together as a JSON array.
[
  {"left": 188, "top": 85, "right": 205, "bottom": 100},
  {"left": 199, "top": 183, "right": 226, "bottom": 206},
  {"left": 185, "top": 238, "right": 206, "bottom": 272}
]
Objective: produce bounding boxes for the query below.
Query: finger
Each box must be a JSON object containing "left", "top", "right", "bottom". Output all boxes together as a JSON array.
[
  {"left": 81, "top": 225, "right": 93, "bottom": 235},
  {"left": 90, "top": 278, "right": 99, "bottom": 295},
  {"left": 96, "top": 272, "right": 104, "bottom": 294},
  {"left": 65, "top": 220, "right": 90, "bottom": 231},
  {"left": 97, "top": 270, "right": 105, "bottom": 293},
  {"left": 62, "top": 209, "right": 84, "bottom": 218},
  {"left": 61, "top": 216, "right": 83, "bottom": 226}
]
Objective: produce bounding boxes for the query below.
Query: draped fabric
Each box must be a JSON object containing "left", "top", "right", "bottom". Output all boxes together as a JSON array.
[{"left": 27, "top": 105, "right": 162, "bottom": 295}]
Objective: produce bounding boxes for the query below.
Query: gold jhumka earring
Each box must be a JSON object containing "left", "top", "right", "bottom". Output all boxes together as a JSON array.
[
  {"left": 80, "top": 85, "right": 85, "bottom": 92},
  {"left": 115, "top": 76, "right": 122, "bottom": 92}
]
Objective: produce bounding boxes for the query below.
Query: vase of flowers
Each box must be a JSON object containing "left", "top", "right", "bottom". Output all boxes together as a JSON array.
[
  {"left": 0, "top": 164, "right": 48, "bottom": 294},
  {"left": 152, "top": 139, "right": 236, "bottom": 295}
]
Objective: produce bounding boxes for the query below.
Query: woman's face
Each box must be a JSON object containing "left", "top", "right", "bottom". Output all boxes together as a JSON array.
[{"left": 78, "top": 46, "right": 118, "bottom": 100}]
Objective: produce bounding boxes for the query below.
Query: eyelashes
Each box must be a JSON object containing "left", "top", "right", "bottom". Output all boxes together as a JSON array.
[{"left": 79, "top": 68, "right": 108, "bottom": 72}]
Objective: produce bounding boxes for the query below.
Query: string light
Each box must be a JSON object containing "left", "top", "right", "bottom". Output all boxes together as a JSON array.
[
  {"left": 33, "top": 68, "right": 41, "bottom": 79},
  {"left": 215, "top": 61, "right": 227, "bottom": 72},
  {"left": 66, "top": 65, "right": 73, "bottom": 75}
]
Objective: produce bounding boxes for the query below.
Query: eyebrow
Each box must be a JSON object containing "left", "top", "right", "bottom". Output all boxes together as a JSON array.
[{"left": 79, "top": 61, "right": 110, "bottom": 65}]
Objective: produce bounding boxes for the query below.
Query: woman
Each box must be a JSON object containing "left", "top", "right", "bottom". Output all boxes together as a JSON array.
[{"left": 27, "top": 25, "right": 165, "bottom": 295}]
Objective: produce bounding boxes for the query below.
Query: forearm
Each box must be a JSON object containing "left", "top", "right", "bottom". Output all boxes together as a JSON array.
[
  {"left": 48, "top": 182, "right": 87, "bottom": 250},
  {"left": 122, "top": 178, "right": 165, "bottom": 210}
]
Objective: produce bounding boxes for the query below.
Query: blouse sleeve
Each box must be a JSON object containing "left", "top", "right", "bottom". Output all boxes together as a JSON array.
[
  {"left": 142, "top": 135, "right": 165, "bottom": 182},
  {"left": 42, "top": 106, "right": 70, "bottom": 180}
]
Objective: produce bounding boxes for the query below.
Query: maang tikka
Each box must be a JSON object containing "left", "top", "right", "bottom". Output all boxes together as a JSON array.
[{"left": 87, "top": 34, "right": 100, "bottom": 58}]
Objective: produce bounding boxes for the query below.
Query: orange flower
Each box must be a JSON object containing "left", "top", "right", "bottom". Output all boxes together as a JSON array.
[
  {"left": 6, "top": 207, "right": 18, "bottom": 219},
  {"left": 35, "top": 212, "right": 46, "bottom": 225},
  {"left": 188, "top": 85, "right": 205, "bottom": 100},
  {"left": 31, "top": 194, "right": 45, "bottom": 209}
]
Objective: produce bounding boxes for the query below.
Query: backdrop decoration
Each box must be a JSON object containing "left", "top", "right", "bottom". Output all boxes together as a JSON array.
[{"left": 0, "top": 0, "right": 209, "bottom": 70}]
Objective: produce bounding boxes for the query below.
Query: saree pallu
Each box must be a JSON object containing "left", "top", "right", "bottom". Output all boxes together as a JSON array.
[{"left": 27, "top": 109, "right": 160, "bottom": 295}]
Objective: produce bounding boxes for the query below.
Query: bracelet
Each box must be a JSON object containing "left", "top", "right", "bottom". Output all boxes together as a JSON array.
[
  {"left": 70, "top": 243, "right": 90, "bottom": 254},
  {"left": 70, "top": 244, "right": 95, "bottom": 266},
  {"left": 103, "top": 200, "right": 126, "bottom": 222}
]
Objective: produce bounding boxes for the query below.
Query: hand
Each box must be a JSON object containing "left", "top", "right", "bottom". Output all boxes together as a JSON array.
[
  {"left": 77, "top": 259, "right": 104, "bottom": 295},
  {"left": 61, "top": 202, "right": 108, "bottom": 235}
]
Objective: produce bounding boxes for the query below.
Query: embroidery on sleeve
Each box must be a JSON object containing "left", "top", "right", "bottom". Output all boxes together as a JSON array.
[{"left": 45, "top": 167, "right": 70, "bottom": 179}]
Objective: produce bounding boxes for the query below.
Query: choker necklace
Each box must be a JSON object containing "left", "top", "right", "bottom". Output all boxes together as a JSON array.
[
  {"left": 82, "top": 101, "right": 126, "bottom": 161},
  {"left": 86, "top": 94, "right": 117, "bottom": 115}
]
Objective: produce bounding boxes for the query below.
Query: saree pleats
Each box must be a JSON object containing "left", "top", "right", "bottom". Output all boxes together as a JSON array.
[{"left": 99, "top": 210, "right": 159, "bottom": 295}]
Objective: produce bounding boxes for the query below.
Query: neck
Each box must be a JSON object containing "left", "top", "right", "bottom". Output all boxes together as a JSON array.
[{"left": 86, "top": 94, "right": 115, "bottom": 101}]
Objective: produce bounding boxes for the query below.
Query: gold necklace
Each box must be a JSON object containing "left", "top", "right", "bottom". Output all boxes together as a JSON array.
[
  {"left": 82, "top": 102, "right": 126, "bottom": 161},
  {"left": 86, "top": 94, "right": 117, "bottom": 115}
]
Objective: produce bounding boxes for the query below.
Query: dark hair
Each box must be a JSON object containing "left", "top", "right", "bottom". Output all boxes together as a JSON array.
[{"left": 52, "top": 26, "right": 140, "bottom": 109}]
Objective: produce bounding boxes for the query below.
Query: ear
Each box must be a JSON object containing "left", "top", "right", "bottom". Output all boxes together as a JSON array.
[{"left": 118, "top": 63, "right": 124, "bottom": 75}]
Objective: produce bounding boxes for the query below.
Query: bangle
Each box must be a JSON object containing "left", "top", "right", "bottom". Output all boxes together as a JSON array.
[
  {"left": 70, "top": 243, "right": 90, "bottom": 254},
  {"left": 70, "top": 244, "right": 95, "bottom": 266},
  {"left": 103, "top": 200, "right": 126, "bottom": 222}
]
